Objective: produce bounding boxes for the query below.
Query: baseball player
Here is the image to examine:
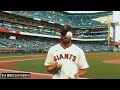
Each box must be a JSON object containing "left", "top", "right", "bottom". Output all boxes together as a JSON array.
[{"left": 44, "top": 29, "right": 89, "bottom": 79}]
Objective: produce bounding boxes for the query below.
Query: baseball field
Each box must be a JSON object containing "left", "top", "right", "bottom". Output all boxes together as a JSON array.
[{"left": 0, "top": 52, "right": 120, "bottom": 79}]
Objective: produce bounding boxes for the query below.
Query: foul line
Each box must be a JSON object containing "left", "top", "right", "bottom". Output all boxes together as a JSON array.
[
  {"left": 0, "top": 55, "right": 45, "bottom": 58},
  {"left": 0, "top": 57, "right": 45, "bottom": 63}
]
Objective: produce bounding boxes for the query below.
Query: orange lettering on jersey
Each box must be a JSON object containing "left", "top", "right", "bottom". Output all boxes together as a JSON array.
[
  {"left": 57, "top": 55, "right": 60, "bottom": 60},
  {"left": 54, "top": 54, "right": 77, "bottom": 61},
  {"left": 54, "top": 56, "right": 57, "bottom": 61},
  {"left": 60, "top": 54, "right": 64, "bottom": 59},
  {"left": 72, "top": 56, "right": 77, "bottom": 61},
  {"left": 64, "top": 54, "right": 69, "bottom": 59},
  {"left": 69, "top": 54, "right": 73, "bottom": 59}
]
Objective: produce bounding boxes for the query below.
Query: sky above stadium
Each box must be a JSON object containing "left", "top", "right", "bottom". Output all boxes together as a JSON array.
[
  {"left": 65, "top": 11, "right": 106, "bottom": 13},
  {"left": 66, "top": 11, "right": 120, "bottom": 42}
]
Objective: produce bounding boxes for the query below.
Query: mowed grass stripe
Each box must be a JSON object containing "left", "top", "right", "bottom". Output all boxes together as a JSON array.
[
  {"left": 0, "top": 54, "right": 46, "bottom": 60},
  {"left": 1, "top": 52, "right": 120, "bottom": 79},
  {"left": 13, "top": 52, "right": 120, "bottom": 79},
  {"left": 0, "top": 56, "right": 25, "bottom": 58},
  {"left": 84, "top": 53, "right": 120, "bottom": 79},
  {"left": 0, "top": 54, "right": 46, "bottom": 58},
  {"left": 13, "top": 59, "right": 47, "bottom": 73}
]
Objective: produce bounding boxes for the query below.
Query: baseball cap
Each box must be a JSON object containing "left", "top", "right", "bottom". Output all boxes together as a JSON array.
[
  {"left": 60, "top": 29, "right": 69, "bottom": 36},
  {"left": 60, "top": 25, "right": 71, "bottom": 36}
]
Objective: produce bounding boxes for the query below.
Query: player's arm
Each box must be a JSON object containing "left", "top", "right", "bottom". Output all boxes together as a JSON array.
[
  {"left": 76, "top": 49, "right": 89, "bottom": 78},
  {"left": 44, "top": 47, "right": 62, "bottom": 74},
  {"left": 46, "top": 62, "right": 62, "bottom": 73},
  {"left": 74, "top": 69, "right": 88, "bottom": 78}
]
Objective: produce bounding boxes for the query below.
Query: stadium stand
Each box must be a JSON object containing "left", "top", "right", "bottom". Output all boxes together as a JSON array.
[{"left": 0, "top": 11, "right": 114, "bottom": 54}]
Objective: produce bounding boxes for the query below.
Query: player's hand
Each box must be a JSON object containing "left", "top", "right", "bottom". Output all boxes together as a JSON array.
[
  {"left": 74, "top": 73, "right": 80, "bottom": 79},
  {"left": 67, "top": 73, "right": 80, "bottom": 79},
  {"left": 53, "top": 62, "right": 62, "bottom": 73},
  {"left": 74, "top": 69, "right": 88, "bottom": 79}
]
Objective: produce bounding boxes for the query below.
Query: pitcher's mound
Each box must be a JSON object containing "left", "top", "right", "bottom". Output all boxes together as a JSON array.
[{"left": 102, "top": 60, "right": 120, "bottom": 64}]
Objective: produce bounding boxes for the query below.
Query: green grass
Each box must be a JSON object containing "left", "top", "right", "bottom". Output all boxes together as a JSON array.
[
  {"left": 86, "top": 51, "right": 120, "bottom": 54},
  {"left": 0, "top": 53, "right": 45, "bottom": 60},
  {"left": 14, "top": 59, "right": 48, "bottom": 73},
  {"left": 1, "top": 52, "right": 120, "bottom": 79},
  {"left": 84, "top": 54, "right": 120, "bottom": 79}
]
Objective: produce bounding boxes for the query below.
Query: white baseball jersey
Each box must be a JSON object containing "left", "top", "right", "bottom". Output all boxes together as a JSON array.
[{"left": 44, "top": 43, "right": 89, "bottom": 79}]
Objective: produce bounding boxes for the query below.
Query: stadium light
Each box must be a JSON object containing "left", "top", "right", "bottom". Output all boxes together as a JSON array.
[{"left": 111, "top": 22, "right": 117, "bottom": 46}]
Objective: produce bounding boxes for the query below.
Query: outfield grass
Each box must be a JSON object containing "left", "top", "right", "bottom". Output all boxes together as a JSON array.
[
  {"left": 14, "top": 59, "right": 48, "bottom": 73},
  {"left": 0, "top": 54, "right": 45, "bottom": 60},
  {"left": 85, "top": 55, "right": 120, "bottom": 79},
  {"left": 1, "top": 52, "right": 120, "bottom": 79}
]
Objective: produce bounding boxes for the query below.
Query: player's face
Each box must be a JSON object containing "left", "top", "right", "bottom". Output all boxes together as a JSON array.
[{"left": 60, "top": 35, "right": 71, "bottom": 44}]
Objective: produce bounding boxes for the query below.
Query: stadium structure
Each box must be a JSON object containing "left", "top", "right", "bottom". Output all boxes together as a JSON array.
[{"left": 0, "top": 11, "right": 118, "bottom": 54}]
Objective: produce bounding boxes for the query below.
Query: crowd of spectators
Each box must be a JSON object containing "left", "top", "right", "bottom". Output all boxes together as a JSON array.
[
  {"left": 0, "top": 32, "right": 109, "bottom": 54},
  {"left": 0, "top": 11, "right": 114, "bottom": 54}
]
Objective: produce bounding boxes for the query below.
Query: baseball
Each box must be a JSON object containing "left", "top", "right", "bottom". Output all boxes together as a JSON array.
[
  {"left": 66, "top": 31, "right": 72, "bottom": 38},
  {"left": 58, "top": 60, "right": 79, "bottom": 79}
]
